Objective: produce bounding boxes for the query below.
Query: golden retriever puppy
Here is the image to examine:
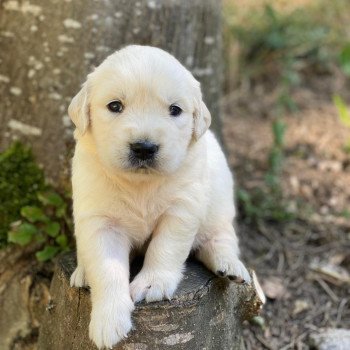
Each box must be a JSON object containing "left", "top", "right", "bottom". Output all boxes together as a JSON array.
[{"left": 69, "top": 45, "right": 250, "bottom": 349}]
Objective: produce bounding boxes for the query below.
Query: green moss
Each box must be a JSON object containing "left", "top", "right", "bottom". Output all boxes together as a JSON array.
[{"left": 0, "top": 142, "right": 46, "bottom": 247}]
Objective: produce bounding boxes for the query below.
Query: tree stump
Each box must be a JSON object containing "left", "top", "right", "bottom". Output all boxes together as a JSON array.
[
  {"left": 0, "top": 245, "right": 52, "bottom": 350},
  {"left": 38, "top": 253, "right": 263, "bottom": 350},
  {"left": 0, "top": 0, "right": 223, "bottom": 182}
]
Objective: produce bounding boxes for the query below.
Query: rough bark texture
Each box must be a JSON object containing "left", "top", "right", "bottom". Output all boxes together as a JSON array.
[
  {"left": 0, "top": 0, "right": 222, "bottom": 182},
  {"left": 0, "top": 245, "right": 52, "bottom": 350},
  {"left": 38, "top": 253, "right": 263, "bottom": 350}
]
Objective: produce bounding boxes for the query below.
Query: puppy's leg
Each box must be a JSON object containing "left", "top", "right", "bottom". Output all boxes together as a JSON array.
[
  {"left": 130, "top": 206, "right": 198, "bottom": 303},
  {"left": 70, "top": 265, "right": 86, "bottom": 288},
  {"left": 195, "top": 225, "right": 251, "bottom": 283},
  {"left": 70, "top": 250, "right": 88, "bottom": 288},
  {"left": 77, "top": 218, "right": 134, "bottom": 349}
]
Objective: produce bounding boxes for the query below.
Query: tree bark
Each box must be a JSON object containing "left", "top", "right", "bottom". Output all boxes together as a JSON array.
[
  {"left": 38, "top": 253, "right": 263, "bottom": 350},
  {"left": 0, "top": 0, "right": 222, "bottom": 182},
  {"left": 0, "top": 245, "right": 52, "bottom": 350}
]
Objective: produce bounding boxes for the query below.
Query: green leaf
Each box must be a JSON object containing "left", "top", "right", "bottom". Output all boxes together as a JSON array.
[
  {"left": 340, "top": 209, "right": 350, "bottom": 219},
  {"left": 36, "top": 245, "right": 60, "bottom": 262},
  {"left": 34, "top": 232, "right": 46, "bottom": 244},
  {"left": 38, "top": 191, "right": 64, "bottom": 208},
  {"left": 8, "top": 223, "right": 38, "bottom": 246},
  {"left": 237, "top": 189, "right": 257, "bottom": 219},
  {"left": 265, "top": 4, "right": 278, "bottom": 26},
  {"left": 267, "top": 30, "right": 285, "bottom": 50},
  {"left": 268, "top": 147, "right": 283, "bottom": 174},
  {"left": 55, "top": 234, "right": 68, "bottom": 248},
  {"left": 20, "top": 206, "right": 48, "bottom": 223},
  {"left": 272, "top": 120, "right": 286, "bottom": 147},
  {"left": 339, "top": 44, "right": 350, "bottom": 76},
  {"left": 279, "top": 93, "right": 298, "bottom": 113},
  {"left": 333, "top": 95, "right": 350, "bottom": 127},
  {"left": 44, "top": 222, "right": 60, "bottom": 237},
  {"left": 237, "top": 189, "right": 250, "bottom": 203},
  {"left": 55, "top": 205, "right": 67, "bottom": 218},
  {"left": 283, "top": 70, "right": 301, "bottom": 87}
]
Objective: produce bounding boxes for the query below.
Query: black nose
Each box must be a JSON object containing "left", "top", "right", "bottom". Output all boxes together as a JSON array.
[{"left": 130, "top": 141, "right": 159, "bottom": 160}]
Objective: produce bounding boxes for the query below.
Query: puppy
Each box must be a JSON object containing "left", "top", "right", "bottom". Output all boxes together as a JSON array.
[{"left": 68, "top": 45, "right": 250, "bottom": 349}]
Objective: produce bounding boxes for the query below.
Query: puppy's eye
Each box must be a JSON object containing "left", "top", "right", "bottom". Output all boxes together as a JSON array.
[
  {"left": 169, "top": 104, "right": 182, "bottom": 117},
  {"left": 107, "top": 100, "right": 123, "bottom": 113}
]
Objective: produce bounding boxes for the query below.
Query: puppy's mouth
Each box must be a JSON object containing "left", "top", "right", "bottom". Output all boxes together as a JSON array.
[{"left": 127, "top": 155, "right": 158, "bottom": 173}]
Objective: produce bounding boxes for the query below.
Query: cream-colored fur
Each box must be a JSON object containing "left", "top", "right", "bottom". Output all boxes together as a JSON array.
[{"left": 69, "top": 45, "right": 250, "bottom": 349}]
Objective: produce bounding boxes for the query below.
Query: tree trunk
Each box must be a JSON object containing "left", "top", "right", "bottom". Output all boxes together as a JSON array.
[
  {"left": 0, "top": 245, "right": 52, "bottom": 350},
  {"left": 38, "top": 253, "right": 263, "bottom": 350},
  {"left": 0, "top": 0, "right": 222, "bottom": 183}
]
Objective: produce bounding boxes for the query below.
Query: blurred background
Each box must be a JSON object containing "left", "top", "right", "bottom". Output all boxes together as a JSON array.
[
  {"left": 223, "top": 0, "right": 350, "bottom": 348},
  {"left": 0, "top": 0, "right": 349, "bottom": 349}
]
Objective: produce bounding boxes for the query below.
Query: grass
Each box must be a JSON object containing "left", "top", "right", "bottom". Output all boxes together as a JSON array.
[
  {"left": 224, "top": 0, "right": 350, "bottom": 93},
  {"left": 224, "top": 1, "right": 339, "bottom": 88},
  {"left": 237, "top": 118, "right": 295, "bottom": 224},
  {"left": 223, "top": 0, "right": 350, "bottom": 223}
]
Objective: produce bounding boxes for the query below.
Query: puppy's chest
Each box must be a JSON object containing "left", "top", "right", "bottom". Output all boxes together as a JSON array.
[{"left": 113, "top": 191, "right": 169, "bottom": 240}]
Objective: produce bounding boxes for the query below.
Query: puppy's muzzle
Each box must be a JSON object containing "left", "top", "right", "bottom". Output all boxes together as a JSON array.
[{"left": 130, "top": 141, "right": 159, "bottom": 161}]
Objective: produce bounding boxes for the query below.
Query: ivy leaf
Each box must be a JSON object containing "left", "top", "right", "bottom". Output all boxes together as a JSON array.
[
  {"left": 36, "top": 245, "right": 60, "bottom": 262},
  {"left": 8, "top": 223, "right": 38, "bottom": 246},
  {"left": 55, "top": 234, "right": 68, "bottom": 248},
  {"left": 34, "top": 232, "right": 46, "bottom": 244},
  {"left": 44, "top": 222, "right": 60, "bottom": 237},
  {"left": 38, "top": 191, "right": 64, "bottom": 208},
  {"left": 21, "top": 206, "right": 48, "bottom": 223},
  {"left": 55, "top": 204, "right": 67, "bottom": 218}
]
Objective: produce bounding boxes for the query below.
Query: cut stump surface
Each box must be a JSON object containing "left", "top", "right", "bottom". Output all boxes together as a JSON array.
[{"left": 38, "top": 253, "right": 263, "bottom": 350}]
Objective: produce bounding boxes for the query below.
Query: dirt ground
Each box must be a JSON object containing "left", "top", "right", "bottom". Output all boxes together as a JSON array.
[{"left": 222, "top": 68, "right": 350, "bottom": 349}]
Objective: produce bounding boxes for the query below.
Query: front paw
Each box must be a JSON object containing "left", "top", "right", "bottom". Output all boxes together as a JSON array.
[
  {"left": 70, "top": 265, "right": 87, "bottom": 288},
  {"left": 215, "top": 256, "right": 251, "bottom": 284},
  {"left": 130, "top": 268, "right": 182, "bottom": 303},
  {"left": 89, "top": 297, "right": 134, "bottom": 349}
]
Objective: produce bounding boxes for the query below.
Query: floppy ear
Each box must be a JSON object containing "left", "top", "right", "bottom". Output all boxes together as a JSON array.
[
  {"left": 68, "top": 82, "right": 90, "bottom": 135},
  {"left": 193, "top": 98, "right": 211, "bottom": 140}
]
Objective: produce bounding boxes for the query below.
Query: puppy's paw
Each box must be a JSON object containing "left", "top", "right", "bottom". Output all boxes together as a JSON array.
[
  {"left": 70, "top": 265, "right": 87, "bottom": 288},
  {"left": 130, "top": 269, "right": 182, "bottom": 303},
  {"left": 89, "top": 297, "right": 134, "bottom": 349},
  {"left": 214, "top": 256, "right": 251, "bottom": 284}
]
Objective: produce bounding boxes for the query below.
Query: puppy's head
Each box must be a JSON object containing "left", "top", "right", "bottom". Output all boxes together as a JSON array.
[{"left": 69, "top": 45, "right": 211, "bottom": 174}]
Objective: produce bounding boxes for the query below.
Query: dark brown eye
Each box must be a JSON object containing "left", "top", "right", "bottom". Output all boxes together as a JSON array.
[
  {"left": 107, "top": 100, "right": 123, "bottom": 113},
  {"left": 169, "top": 104, "right": 182, "bottom": 117}
]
